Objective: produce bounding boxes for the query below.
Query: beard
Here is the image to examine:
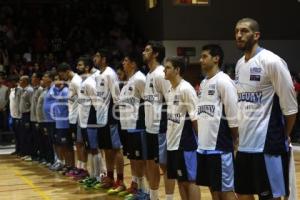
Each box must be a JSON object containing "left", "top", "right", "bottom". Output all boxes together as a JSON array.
[
  {"left": 77, "top": 69, "right": 85, "bottom": 75},
  {"left": 237, "top": 36, "right": 255, "bottom": 52}
]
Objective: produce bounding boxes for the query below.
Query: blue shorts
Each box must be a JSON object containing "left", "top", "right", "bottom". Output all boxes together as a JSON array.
[
  {"left": 158, "top": 133, "right": 167, "bottom": 165},
  {"left": 196, "top": 151, "right": 234, "bottom": 192},
  {"left": 98, "top": 123, "right": 122, "bottom": 149},
  {"left": 167, "top": 150, "right": 197, "bottom": 182},
  {"left": 81, "top": 128, "right": 98, "bottom": 150}
]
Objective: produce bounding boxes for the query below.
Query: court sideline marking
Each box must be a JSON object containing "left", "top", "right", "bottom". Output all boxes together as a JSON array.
[{"left": 14, "top": 169, "right": 51, "bottom": 200}]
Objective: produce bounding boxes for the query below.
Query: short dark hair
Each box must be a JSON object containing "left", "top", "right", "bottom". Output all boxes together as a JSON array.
[
  {"left": 237, "top": 18, "right": 260, "bottom": 32},
  {"left": 124, "top": 51, "right": 142, "bottom": 69},
  {"left": 20, "top": 75, "right": 30, "bottom": 84},
  {"left": 57, "top": 62, "right": 71, "bottom": 72},
  {"left": 165, "top": 56, "right": 186, "bottom": 76},
  {"left": 32, "top": 72, "right": 43, "bottom": 79},
  {"left": 202, "top": 44, "right": 224, "bottom": 67},
  {"left": 147, "top": 41, "right": 165, "bottom": 63},
  {"left": 77, "top": 55, "right": 93, "bottom": 70},
  {"left": 43, "top": 71, "right": 56, "bottom": 81},
  {"left": 96, "top": 48, "right": 112, "bottom": 64}
]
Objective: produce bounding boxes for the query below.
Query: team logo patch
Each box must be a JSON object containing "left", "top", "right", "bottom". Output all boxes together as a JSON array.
[
  {"left": 250, "top": 66, "right": 262, "bottom": 81},
  {"left": 173, "top": 95, "right": 180, "bottom": 105},
  {"left": 100, "top": 79, "right": 105, "bottom": 86},
  {"left": 250, "top": 74, "right": 261, "bottom": 81},
  {"left": 250, "top": 67, "right": 262, "bottom": 74},
  {"left": 208, "top": 90, "right": 215, "bottom": 95}
]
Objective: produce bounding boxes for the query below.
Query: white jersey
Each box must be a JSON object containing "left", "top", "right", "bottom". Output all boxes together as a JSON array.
[
  {"left": 9, "top": 87, "right": 21, "bottom": 119},
  {"left": 95, "top": 66, "right": 120, "bottom": 126},
  {"left": 30, "top": 86, "right": 43, "bottom": 122},
  {"left": 78, "top": 70, "right": 99, "bottom": 128},
  {"left": 0, "top": 85, "right": 8, "bottom": 110},
  {"left": 235, "top": 48, "right": 298, "bottom": 154},
  {"left": 36, "top": 89, "right": 47, "bottom": 123},
  {"left": 68, "top": 73, "right": 82, "bottom": 124},
  {"left": 19, "top": 85, "right": 33, "bottom": 114},
  {"left": 119, "top": 71, "right": 146, "bottom": 130},
  {"left": 197, "top": 72, "right": 238, "bottom": 152},
  {"left": 144, "top": 65, "right": 170, "bottom": 134},
  {"left": 166, "top": 79, "right": 198, "bottom": 151}
]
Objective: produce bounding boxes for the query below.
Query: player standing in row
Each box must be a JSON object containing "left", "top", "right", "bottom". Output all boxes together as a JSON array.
[
  {"left": 93, "top": 49, "right": 124, "bottom": 190},
  {"left": 9, "top": 76, "right": 21, "bottom": 156},
  {"left": 234, "top": 18, "right": 298, "bottom": 200},
  {"left": 143, "top": 41, "right": 175, "bottom": 200},
  {"left": 30, "top": 73, "right": 43, "bottom": 161},
  {"left": 77, "top": 56, "right": 102, "bottom": 186},
  {"left": 19, "top": 76, "right": 33, "bottom": 160},
  {"left": 164, "top": 57, "right": 200, "bottom": 200},
  {"left": 196, "top": 44, "right": 238, "bottom": 200},
  {"left": 57, "top": 62, "right": 82, "bottom": 175},
  {"left": 117, "top": 53, "right": 148, "bottom": 199}
]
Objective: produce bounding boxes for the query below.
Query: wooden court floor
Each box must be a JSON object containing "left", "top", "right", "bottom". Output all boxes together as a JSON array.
[{"left": 0, "top": 153, "right": 300, "bottom": 200}]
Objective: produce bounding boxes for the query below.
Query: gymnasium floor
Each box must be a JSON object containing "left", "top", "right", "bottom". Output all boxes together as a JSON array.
[{"left": 0, "top": 151, "right": 299, "bottom": 200}]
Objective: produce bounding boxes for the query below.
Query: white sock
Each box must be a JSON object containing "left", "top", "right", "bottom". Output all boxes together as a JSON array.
[
  {"left": 166, "top": 194, "right": 174, "bottom": 200},
  {"left": 98, "top": 153, "right": 106, "bottom": 173},
  {"left": 56, "top": 159, "right": 61, "bottom": 164},
  {"left": 76, "top": 160, "right": 81, "bottom": 169},
  {"left": 87, "top": 154, "right": 94, "bottom": 178},
  {"left": 137, "top": 176, "right": 146, "bottom": 191},
  {"left": 93, "top": 154, "right": 100, "bottom": 177},
  {"left": 81, "top": 161, "right": 87, "bottom": 170},
  {"left": 132, "top": 176, "right": 138, "bottom": 183},
  {"left": 150, "top": 189, "right": 159, "bottom": 200},
  {"left": 54, "top": 151, "right": 58, "bottom": 162}
]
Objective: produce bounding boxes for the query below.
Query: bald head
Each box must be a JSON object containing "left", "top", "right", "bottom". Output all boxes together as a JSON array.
[{"left": 236, "top": 18, "right": 260, "bottom": 32}]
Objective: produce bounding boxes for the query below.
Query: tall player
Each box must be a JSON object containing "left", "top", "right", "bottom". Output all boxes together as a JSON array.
[
  {"left": 234, "top": 18, "right": 298, "bottom": 200},
  {"left": 195, "top": 44, "right": 238, "bottom": 200},
  {"left": 143, "top": 41, "right": 175, "bottom": 200},
  {"left": 77, "top": 56, "right": 103, "bottom": 186},
  {"left": 93, "top": 49, "right": 124, "bottom": 190}
]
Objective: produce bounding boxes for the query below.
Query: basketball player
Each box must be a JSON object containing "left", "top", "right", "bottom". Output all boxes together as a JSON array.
[
  {"left": 234, "top": 18, "right": 298, "bottom": 200},
  {"left": 164, "top": 57, "right": 200, "bottom": 200},
  {"left": 19, "top": 76, "right": 33, "bottom": 161},
  {"left": 77, "top": 56, "right": 103, "bottom": 186},
  {"left": 195, "top": 44, "right": 238, "bottom": 200},
  {"left": 30, "top": 73, "right": 43, "bottom": 161},
  {"left": 93, "top": 49, "right": 125, "bottom": 190},
  {"left": 143, "top": 41, "right": 175, "bottom": 200},
  {"left": 117, "top": 53, "right": 148, "bottom": 199},
  {"left": 57, "top": 62, "right": 82, "bottom": 175}
]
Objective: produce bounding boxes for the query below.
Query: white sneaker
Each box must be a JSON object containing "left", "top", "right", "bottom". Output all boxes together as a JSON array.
[
  {"left": 41, "top": 161, "right": 48, "bottom": 165},
  {"left": 21, "top": 156, "right": 28, "bottom": 160},
  {"left": 24, "top": 157, "right": 32, "bottom": 161}
]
